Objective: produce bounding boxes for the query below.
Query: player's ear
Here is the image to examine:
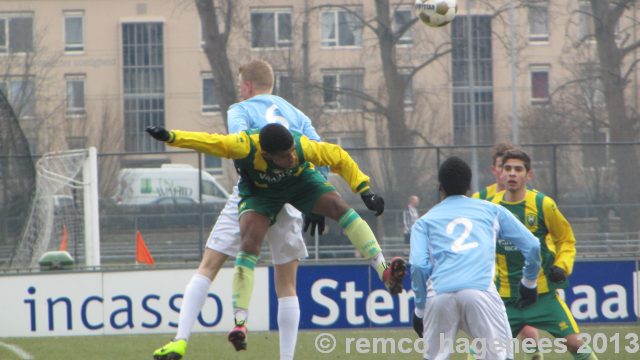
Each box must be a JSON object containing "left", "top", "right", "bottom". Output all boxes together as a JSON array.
[
  {"left": 261, "top": 150, "right": 271, "bottom": 160},
  {"left": 526, "top": 169, "right": 534, "bottom": 181}
]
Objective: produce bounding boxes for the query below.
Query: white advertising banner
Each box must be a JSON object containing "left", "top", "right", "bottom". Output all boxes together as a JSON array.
[{"left": 0, "top": 267, "right": 269, "bottom": 337}]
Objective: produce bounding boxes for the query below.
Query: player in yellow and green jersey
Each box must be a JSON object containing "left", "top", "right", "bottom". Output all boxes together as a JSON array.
[
  {"left": 490, "top": 149, "right": 598, "bottom": 360},
  {"left": 147, "top": 123, "right": 407, "bottom": 352},
  {"left": 472, "top": 143, "right": 513, "bottom": 200}
]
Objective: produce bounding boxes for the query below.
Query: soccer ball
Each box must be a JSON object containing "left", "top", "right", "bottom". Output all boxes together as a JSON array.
[{"left": 414, "top": 0, "right": 457, "bottom": 28}]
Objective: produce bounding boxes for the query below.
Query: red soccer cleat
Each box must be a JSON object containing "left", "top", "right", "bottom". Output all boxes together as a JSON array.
[
  {"left": 228, "top": 323, "right": 248, "bottom": 351},
  {"left": 382, "top": 257, "right": 407, "bottom": 294}
]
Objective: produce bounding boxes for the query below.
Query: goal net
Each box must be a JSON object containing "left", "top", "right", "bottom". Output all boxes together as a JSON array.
[{"left": 11, "top": 147, "right": 100, "bottom": 268}]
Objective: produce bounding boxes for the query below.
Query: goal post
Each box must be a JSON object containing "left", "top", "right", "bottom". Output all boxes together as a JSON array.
[
  {"left": 83, "top": 147, "right": 101, "bottom": 267},
  {"left": 12, "top": 147, "right": 101, "bottom": 269}
]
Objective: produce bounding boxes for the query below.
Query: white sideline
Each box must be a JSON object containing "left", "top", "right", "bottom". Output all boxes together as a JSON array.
[{"left": 0, "top": 341, "right": 33, "bottom": 360}]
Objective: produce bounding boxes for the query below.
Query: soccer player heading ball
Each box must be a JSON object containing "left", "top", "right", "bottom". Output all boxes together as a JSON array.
[{"left": 147, "top": 122, "right": 407, "bottom": 352}]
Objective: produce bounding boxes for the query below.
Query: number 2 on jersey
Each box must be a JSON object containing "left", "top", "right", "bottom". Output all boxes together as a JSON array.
[{"left": 447, "top": 217, "right": 478, "bottom": 252}]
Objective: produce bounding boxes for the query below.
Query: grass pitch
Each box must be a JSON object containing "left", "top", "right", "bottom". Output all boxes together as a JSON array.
[{"left": 0, "top": 324, "right": 638, "bottom": 359}]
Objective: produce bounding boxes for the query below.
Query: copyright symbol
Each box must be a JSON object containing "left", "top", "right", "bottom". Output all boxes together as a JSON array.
[{"left": 315, "top": 332, "right": 336, "bottom": 353}]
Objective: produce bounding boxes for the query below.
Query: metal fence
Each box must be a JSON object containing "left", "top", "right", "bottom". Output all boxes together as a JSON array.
[{"left": 1, "top": 142, "right": 639, "bottom": 270}]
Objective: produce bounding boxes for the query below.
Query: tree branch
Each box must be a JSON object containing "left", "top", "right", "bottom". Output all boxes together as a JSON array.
[
  {"left": 622, "top": 58, "right": 640, "bottom": 83},
  {"left": 408, "top": 42, "right": 452, "bottom": 80},
  {"left": 310, "top": 4, "right": 379, "bottom": 36},
  {"left": 621, "top": 39, "right": 640, "bottom": 58}
]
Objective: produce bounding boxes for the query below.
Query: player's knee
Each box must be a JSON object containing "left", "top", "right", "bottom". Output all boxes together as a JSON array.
[
  {"left": 324, "top": 193, "right": 350, "bottom": 220},
  {"left": 518, "top": 325, "right": 539, "bottom": 340},
  {"left": 239, "top": 236, "right": 261, "bottom": 254},
  {"left": 564, "top": 334, "right": 582, "bottom": 353}
]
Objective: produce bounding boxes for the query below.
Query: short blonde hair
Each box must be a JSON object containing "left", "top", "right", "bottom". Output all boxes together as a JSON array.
[{"left": 239, "top": 60, "right": 274, "bottom": 91}]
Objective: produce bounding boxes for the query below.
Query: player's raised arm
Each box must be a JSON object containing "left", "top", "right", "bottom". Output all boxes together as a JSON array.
[
  {"left": 145, "top": 126, "right": 251, "bottom": 160},
  {"left": 299, "top": 136, "right": 370, "bottom": 193}
]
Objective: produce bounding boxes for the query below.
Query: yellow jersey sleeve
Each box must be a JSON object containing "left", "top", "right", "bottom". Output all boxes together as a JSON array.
[
  {"left": 542, "top": 196, "right": 576, "bottom": 275},
  {"left": 168, "top": 130, "right": 251, "bottom": 160},
  {"left": 300, "top": 136, "right": 370, "bottom": 193},
  {"left": 471, "top": 192, "right": 480, "bottom": 199}
]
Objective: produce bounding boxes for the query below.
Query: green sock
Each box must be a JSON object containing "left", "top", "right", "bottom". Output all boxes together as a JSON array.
[
  {"left": 339, "top": 209, "right": 385, "bottom": 277},
  {"left": 232, "top": 251, "right": 258, "bottom": 314},
  {"left": 573, "top": 345, "right": 598, "bottom": 360}
]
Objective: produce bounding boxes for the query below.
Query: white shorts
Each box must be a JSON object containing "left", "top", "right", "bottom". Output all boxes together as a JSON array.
[
  {"left": 207, "top": 187, "right": 308, "bottom": 265},
  {"left": 422, "top": 285, "right": 513, "bottom": 360}
]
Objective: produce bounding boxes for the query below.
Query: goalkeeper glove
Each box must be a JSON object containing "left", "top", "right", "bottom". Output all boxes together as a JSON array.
[
  {"left": 146, "top": 126, "right": 171, "bottom": 142},
  {"left": 412, "top": 312, "right": 424, "bottom": 338},
  {"left": 516, "top": 280, "right": 538, "bottom": 309},
  {"left": 303, "top": 214, "right": 325, "bottom": 236},
  {"left": 361, "top": 190, "right": 384, "bottom": 216},
  {"left": 548, "top": 265, "right": 566, "bottom": 283}
]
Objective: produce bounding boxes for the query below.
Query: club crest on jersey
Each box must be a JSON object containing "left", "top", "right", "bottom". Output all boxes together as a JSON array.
[{"left": 526, "top": 214, "right": 537, "bottom": 227}]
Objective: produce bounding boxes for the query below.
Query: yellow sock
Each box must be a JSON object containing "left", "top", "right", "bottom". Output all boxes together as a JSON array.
[
  {"left": 232, "top": 251, "right": 258, "bottom": 313},
  {"left": 339, "top": 209, "right": 385, "bottom": 277}
]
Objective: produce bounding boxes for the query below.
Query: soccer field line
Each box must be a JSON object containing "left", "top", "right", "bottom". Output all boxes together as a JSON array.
[{"left": 0, "top": 341, "right": 33, "bottom": 360}]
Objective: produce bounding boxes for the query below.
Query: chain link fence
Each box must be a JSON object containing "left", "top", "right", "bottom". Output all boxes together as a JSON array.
[{"left": 1, "top": 143, "right": 639, "bottom": 270}]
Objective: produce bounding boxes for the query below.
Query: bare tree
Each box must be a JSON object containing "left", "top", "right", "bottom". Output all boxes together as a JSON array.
[
  {"left": 585, "top": 0, "right": 640, "bottom": 232},
  {"left": 195, "top": 0, "right": 238, "bottom": 132}
]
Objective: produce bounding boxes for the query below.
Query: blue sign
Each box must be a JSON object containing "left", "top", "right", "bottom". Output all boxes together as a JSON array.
[
  {"left": 561, "top": 260, "right": 638, "bottom": 323},
  {"left": 269, "top": 264, "right": 414, "bottom": 330},
  {"left": 268, "top": 260, "right": 639, "bottom": 330}
]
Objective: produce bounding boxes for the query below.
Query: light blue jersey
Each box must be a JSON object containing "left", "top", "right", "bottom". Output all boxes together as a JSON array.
[
  {"left": 410, "top": 195, "right": 541, "bottom": 311},
  {"left": 227, "top": 94, "right": 320, "bottom": 140}
]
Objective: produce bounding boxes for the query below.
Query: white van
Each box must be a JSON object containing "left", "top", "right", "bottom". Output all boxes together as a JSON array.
[{"left": 113, "top": 164, "right": 229, "bottom": 205}]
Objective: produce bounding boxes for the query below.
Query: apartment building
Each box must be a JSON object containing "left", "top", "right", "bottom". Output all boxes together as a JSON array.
[{"left": 1, "top": 1, "right": 638, "bottom": 188}]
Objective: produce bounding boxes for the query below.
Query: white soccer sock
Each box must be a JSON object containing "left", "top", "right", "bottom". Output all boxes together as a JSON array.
[
  {"left": 176, "top": 273, "right": 211, "bottom": 340},
  {"left": 277, "top": 296, "right": 300, "bottom": 360}
]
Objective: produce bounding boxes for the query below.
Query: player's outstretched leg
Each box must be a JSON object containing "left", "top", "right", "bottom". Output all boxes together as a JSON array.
[
  {"left": 153, "top": 339, "right": 187, "bottom": 360},
  {"left": 338, "top": 208, "right": 406, "bottom": 294},
  {"left": 229, "top": 251, "right": 257, "bottom": 351}
]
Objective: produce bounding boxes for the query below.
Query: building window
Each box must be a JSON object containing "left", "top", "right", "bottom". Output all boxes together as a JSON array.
[
  {"left": 528, "top": 1, "right": 548, "bottom": 42},
  {"left": 201, "top": 72, "right": 219, "bottom": 113},
  {"left": 530, "top": 65, "right": 550, "bottom": 104},
  {"left": 251, "top": 9, "right": 292, "bottom": 48},
  {"left": 399, "top": 70, "right": 415, "bottom": 106},
  {"left": 579, "top": 63, "right": 605, "bottom": 108},
  {"left": 579, "top": 1, "right": 595, "bottom": 40},
  {"left": 324, "top": 134, "right": 366, "bottom": 165},
  {"left": 320, "top": 8, "right": 362, "bottom": 47},
  {"left": 322, "top": 71, "right": 364, "bottom": 110},
  {"left": 0, "top": 77, "right": 36, "bottom": 117},
  {"left": 122, "top": 22, "right": 165, "bottom": 152},
  {"left": 64, "top": 11, "right": 84, "bottom": 52},
  {"left": 451, "top": 15, "right": 494, "bottom": 145},
  {"left": 275, "top": 72, "right": 294, "bottom": 102},
  {"left": 204, "top": 155, "right": 222, "bottom": 175},
  {"left": 66, "top": 136, "right": 87, "bottom": 150},
  {"left": 0, "top": 13, "right": 34, "bottom": 53},
  {"left": 393, "top": 8, "right": 413, "bottom": 45},
  {"left": 65, "top": 75, "right": 85, "bottom": 116}
]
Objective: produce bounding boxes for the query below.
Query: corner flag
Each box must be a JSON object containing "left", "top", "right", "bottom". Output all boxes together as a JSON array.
[{"left": 135, "top": 230, "right": 155, "bottom": 265}]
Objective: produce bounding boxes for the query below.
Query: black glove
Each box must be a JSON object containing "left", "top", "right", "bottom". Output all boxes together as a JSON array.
[
  {"left": 145, "top": 126, "right": 171, "bottom": 142},
  {"left": 361, "top": 190, "right": 384, "bottom": 216},
  {"left": 516, "top": 282, "right": 538, "bottom": 309},
  {"left": 548, "top": 265, "right": 566, "bottom": 283},
  {"left": 303, "top": 214, "right": 325, "bottom": 236},
  {"left": 412, "top": 313, "right": 423, "bottom": 338}
]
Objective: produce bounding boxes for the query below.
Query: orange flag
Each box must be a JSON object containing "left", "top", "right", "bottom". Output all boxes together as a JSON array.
[
  {"left": 135, "top": 230, "right": 155, "bottom": 265},
  {"left": 60, "top": 224, "right": 68, "bottom": 251}
]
